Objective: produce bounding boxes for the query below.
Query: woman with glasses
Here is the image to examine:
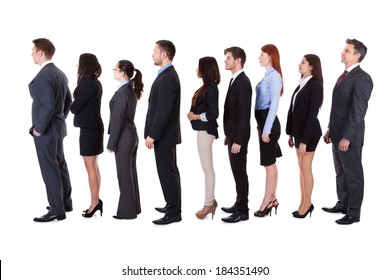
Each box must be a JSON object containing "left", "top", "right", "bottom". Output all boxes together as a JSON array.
[{"left": 107, "top": 60, "right": 144, "bottom": 219}]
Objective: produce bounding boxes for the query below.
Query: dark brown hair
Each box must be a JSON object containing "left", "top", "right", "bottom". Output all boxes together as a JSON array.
[
  {"left": 192, "top": 56, "right": 220, "bottom": 106},
  {"left": 303, "top": 54, "right": 324, "bottom": 108},
  {"left": 117, "top": 60, "right": 144, "bottom": 100},
  {"left": 303, "top": 54, "right": 323, "bottom": 85},
  {"left": 156, "top": 40, "right": 176, "bottom": 61},
  {"left": 32, "top": 38, "right": 55, "bottom": 59},
  {"left": 77, "top": 53, "right": 102, "bottom": 86},
  {"left": 224, "top": 46, "right": 246, "bottom": 67}
]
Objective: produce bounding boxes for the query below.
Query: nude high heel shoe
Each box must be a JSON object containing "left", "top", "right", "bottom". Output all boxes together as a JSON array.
[{"left": 195, "top": 199, "right": 218, "bottom": 220}]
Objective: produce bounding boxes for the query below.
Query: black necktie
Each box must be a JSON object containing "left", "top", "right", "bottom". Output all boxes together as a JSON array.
[
  {"left": 337, "top": 70, "right": 348, "bottom": 85},
  {"left": 229, "top": 78, "right": 233, "bottom": 88}
]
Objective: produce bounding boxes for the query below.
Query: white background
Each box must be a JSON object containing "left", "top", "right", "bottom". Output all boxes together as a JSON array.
[{"left": 0, "top": 0, "right": 389, "bottom": 279}]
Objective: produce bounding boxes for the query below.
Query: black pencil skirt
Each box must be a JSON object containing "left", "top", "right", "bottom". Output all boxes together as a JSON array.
[
  {"left": 79, "top": 126, "right": 104, "bottom": 156},
  {"left": 255, "top": 109, "right": 282, "bottom": 166}
]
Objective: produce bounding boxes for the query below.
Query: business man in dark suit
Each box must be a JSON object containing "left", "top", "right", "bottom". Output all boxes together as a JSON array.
[
  {"left": 221, "top": 46, "right": 252, "bottom": 223},
  {"left": 323, "top": 39, "right": 373, "bottom": 225},
  {"left": 29, "top": 38, "right": 73, "bottom": 222},
  {"left": 144, "top": 40, "right": 182, "bottom": 225}
]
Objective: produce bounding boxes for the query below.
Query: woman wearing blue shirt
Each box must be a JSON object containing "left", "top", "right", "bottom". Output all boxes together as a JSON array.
[{"left": 254, "top": 44, "right": 283, "bottom": 217}]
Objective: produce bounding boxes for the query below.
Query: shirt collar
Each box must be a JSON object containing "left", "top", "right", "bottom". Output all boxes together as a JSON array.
[
  {"left": 41, "top": 60, "right": 53, "bottom": 68},
  {"left": 346, "top": 63, "right": 359, "bottom": 73},
  {"left": 300, "top": 75, "right": 313, "bottom": 87},
  {"left": 231, "top": 69, "right": 244, "bottom": 81},
  {"left": 158, "top": 63, "right": 173, "bottom": 75},
  {"left": 118, "top": 80, "right": 130, "bottom": 89},
  {"left": 265, "top": 67, "right": 276, "bottom": 76}
]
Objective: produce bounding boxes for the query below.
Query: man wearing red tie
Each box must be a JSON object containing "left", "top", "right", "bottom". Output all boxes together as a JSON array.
[{"left": 322, "top": 39, "right": 373, "bottom": 225}]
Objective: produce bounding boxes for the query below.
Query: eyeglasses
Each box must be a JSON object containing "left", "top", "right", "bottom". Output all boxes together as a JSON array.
[{"left": 112, "top": 68, "right": 121, "bottom": 72}]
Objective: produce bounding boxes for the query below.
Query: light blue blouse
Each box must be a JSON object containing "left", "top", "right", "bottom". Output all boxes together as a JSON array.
[{"left": 254, "top": 67, "right": 282, "bottom": 134}]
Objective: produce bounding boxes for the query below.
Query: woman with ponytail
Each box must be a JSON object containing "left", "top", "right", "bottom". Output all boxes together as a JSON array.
[{"left": 107, "top": 60, "right": 144, "bottom": 219}]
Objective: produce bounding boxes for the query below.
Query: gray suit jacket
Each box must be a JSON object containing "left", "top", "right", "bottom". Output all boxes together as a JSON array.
[
  {"left": 107, "top": 83, "right": 138, "bottom": 152},
  {"left": 29, "top": 63, "right": 71, "bottom": 139},
  {"left": 328, "top": 65, "right": 373, "bottom": 146}
]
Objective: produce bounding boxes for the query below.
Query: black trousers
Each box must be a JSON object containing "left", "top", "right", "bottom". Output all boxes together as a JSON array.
[
  {"left": 33, "top": 133, "right": 72, "bottom": 215},
  {"left": 227, "top": 139, "right": 249, "bottom": 214},
  {"left": 332, "top": 143, "right": 364, "bottom": 217},
  {"left": 154, "top": 145, "right": 181, "bottom": 217}
]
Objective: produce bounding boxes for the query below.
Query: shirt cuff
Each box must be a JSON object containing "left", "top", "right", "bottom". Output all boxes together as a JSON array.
[{"left": 200, "top": 112, "right": 208, "bottom": 122}]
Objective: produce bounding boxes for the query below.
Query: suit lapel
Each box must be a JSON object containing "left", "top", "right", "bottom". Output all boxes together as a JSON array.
[
  {"left": 293, "top": 78, "right": 312, "bottom": 107},
  {"left": 335, "top": 65, "right": 360, "bottom": 88}
]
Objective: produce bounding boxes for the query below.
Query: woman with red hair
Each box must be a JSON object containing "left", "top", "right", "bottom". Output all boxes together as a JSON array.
[{"left": 253, "top": 44, "right": 283, "bottom": 217}]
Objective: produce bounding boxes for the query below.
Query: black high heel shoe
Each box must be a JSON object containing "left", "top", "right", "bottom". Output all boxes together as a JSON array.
[
  {"left": 271, "top": 199, "right": 279, "bottom": 215},
  {"left": 254, "top": 201, "right": 273, "bottom": 217},
  {"left": 293, "top": 204, "right": 314, "bottom": 219},
  {"left": 82, "top": 199, "right": 103, "bottom": 218}
]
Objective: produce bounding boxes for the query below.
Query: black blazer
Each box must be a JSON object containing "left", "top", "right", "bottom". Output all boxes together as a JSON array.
[
  {"left": 144, "top": 65, "right": 181, "bottom": 145},
  {"left": 286, "top": 78, "right": 323, "bottom": 144},
  {"left": 29, "top": 63, "right": 71, "bottom": 139},
  {"left": 328, "top": 65, "right": 373, "bottom": 146},
  {"left": 190, "top": 84, "right": 219, "bottom": 138},
  {"left": 223, "top": 72, "right": 252, "bottom": 145},
  {"left": 107, "top": 83, "right": 138, "bottom": 152},
  {"left": 70, "top": 79, "right": 103, "bottom": 128}
]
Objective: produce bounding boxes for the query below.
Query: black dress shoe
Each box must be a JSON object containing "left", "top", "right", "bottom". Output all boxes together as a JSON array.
[
  {"left": 152, "top": 215, "right": 182, "bottom": 225},
  {"left": 46, "top": 205, "right": 73, "bottom": 212},
  {"left": 221, "top": 205, "right": 237, "bottom": 214},
  {"left": 221, "top": 211, "right": 249, "bottom": 223},
  {"left": 155, "top": 206, "right": 167, "bottom": 213},
  {"left": 335, "top": 215, "right": 360, "bottom": 225},
  {"left": 322, "top": 204, "right": 347, "bottom": 214},
  {"left": 33, "top": 213, "right": 66, "bottom": 222}
]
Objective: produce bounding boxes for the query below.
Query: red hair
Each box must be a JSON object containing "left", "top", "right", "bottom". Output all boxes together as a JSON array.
[{"left": 261, "top": 44, "right": 284, "bottom": 96}]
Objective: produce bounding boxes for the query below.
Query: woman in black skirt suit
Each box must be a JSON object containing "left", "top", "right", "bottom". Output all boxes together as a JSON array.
[
  {"left": 107, "top": 60, "right": 143, "bottom": 219},
  {"left": 70, "top": 53, "right": 104, "bottom": 218},
  {"left": 286, "top": 54, "right": 323, "bottom": 218}
]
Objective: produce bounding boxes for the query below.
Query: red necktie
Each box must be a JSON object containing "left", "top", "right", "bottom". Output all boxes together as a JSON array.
[{"left": 337, "top": 70, "right": 348, "bottom": 85}]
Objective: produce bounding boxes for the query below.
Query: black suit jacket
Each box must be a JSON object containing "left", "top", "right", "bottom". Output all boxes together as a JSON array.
[
  {"left": 70, "top": 79, "right": 103, "bottom": 128},
  {"left": 328, "top": 65, "right": 373, "bottom": 146},
  {"left": 144, "top": 65, "right": 181, "bottom": 145},
  {"left": 223, "top": 72, "right": 252, "bottom": 145},
  {"left": 29, "top": 63, "right": 71, "bottom": 139},
  {"left": 286, "top": 78, "right": 323, "bottom": 144},
  {"left": 107, "top": 83, "right": 138, "bottom": 152},
  {"left": 190, "top": 84, "right": 219, "bottom": 138}
]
